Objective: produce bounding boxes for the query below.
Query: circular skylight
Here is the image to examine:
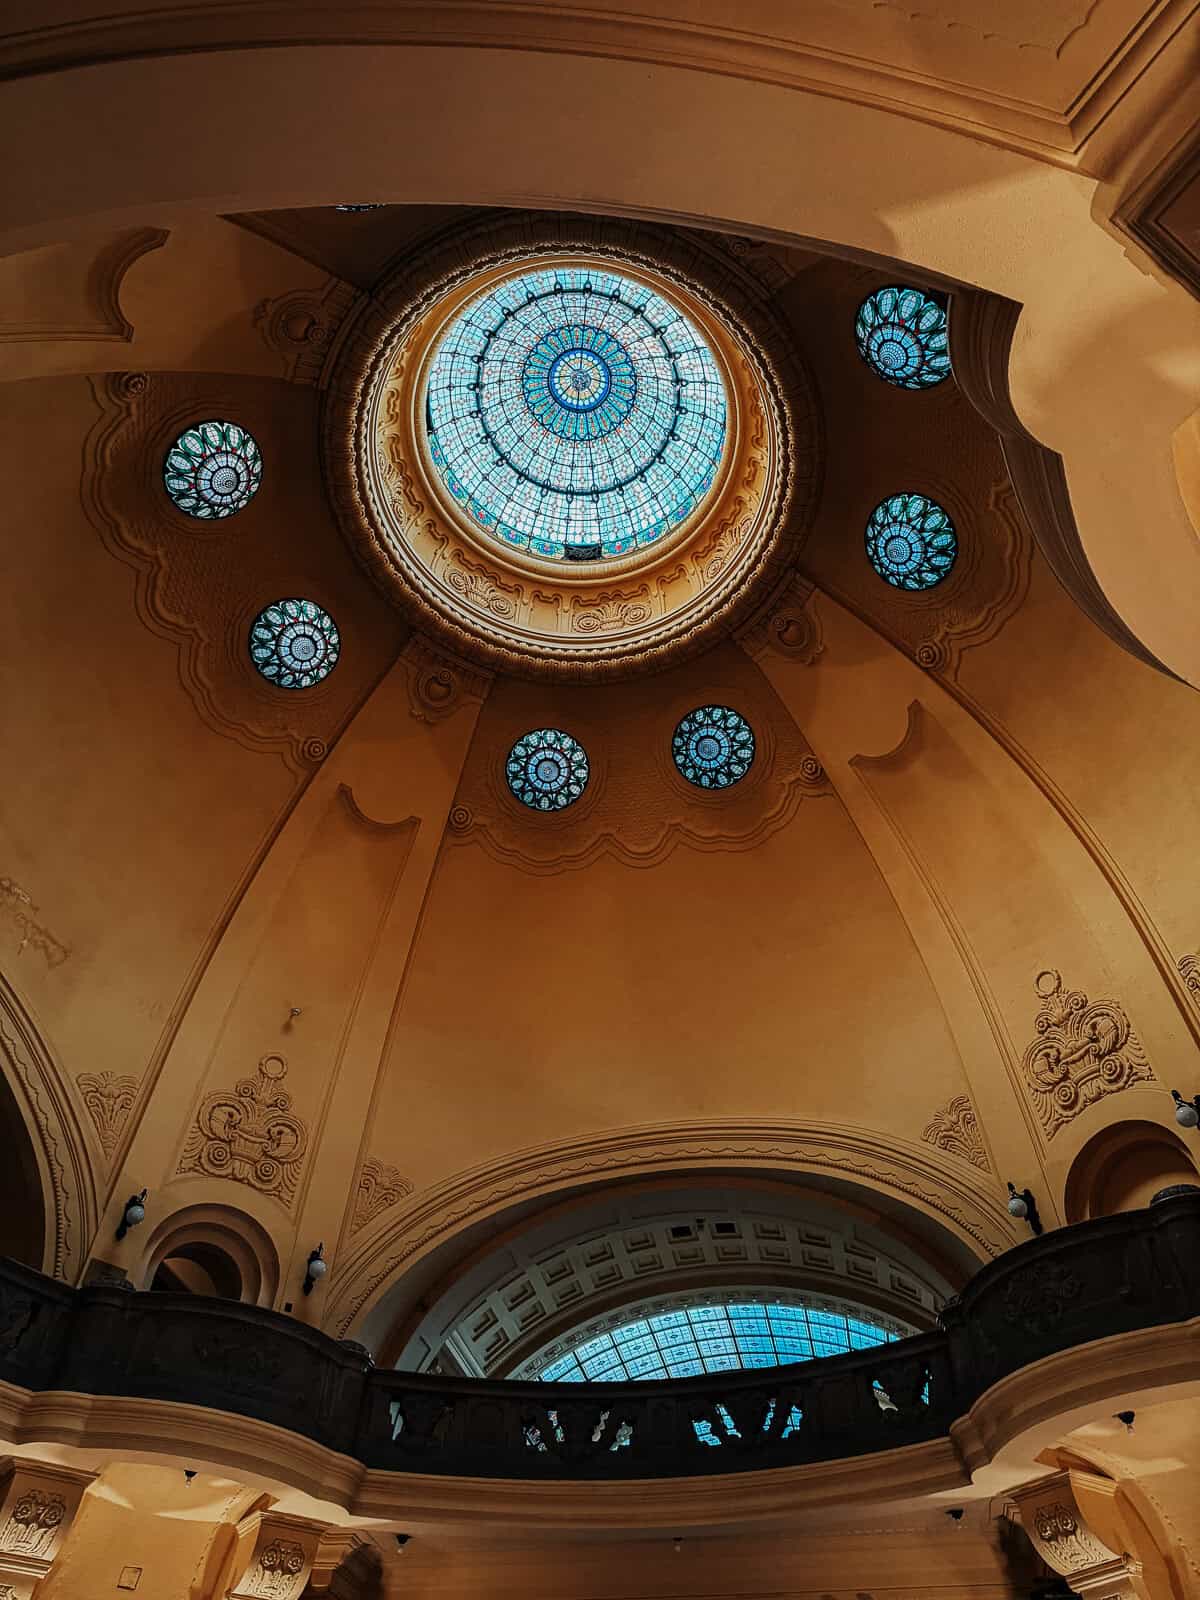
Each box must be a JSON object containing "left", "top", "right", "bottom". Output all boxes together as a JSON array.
[
  {"left": 249, "top": 599, "right": 340, "bottom": 689},
  {"left": 425, "top": 267, "right": 727, "bottom": 562},
  {"left": 506, "top": 728, "right": 590, "bottom": 811},
  {"left": 672, "top": 705, "right": 755, "bottom": 789},
  {"left": 866, "top": 493, "right": 957, "bottom": 590},
  {"left": 855, "top": 287, "right": 950, "bottom": 390},
  {"left": 164, "top": 420, "right": 262, "bottom": 519}
]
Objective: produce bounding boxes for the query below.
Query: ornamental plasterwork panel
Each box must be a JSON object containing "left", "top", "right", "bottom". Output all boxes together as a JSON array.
[
  {"left": 1177, "top": 952, "right": 1200, "bottom": 1000},
  {"left": 351, "top": 1156, "right": 414, "bottom": 1235},
  {"left": 738, "top": 576, "right": 825, "bottom": 666},
  {"left": 921, "top": 1094, "right": 991, "bottom": 1172},
  {"left": 178, "top": 1053, "right": 308, "bottom": 1208},
  {"left": 76, "top": 1070, "right": 139, "bottom": 1161},
  {"left": 400, "top": 633, "right": 492, "bottom": 725},
  {"left": 444, "top": 646, "right": 832, "bottom": 874},
  {"left": 229, "top": 1516, "right": 323, "bottom": 1600},
  {"left": 80, "top": 370, "right": 405, "bottom": 777},
  {"left": 1020, "top": 970, "right": 1153, "bottom": 1139},
  {"left": 253, "top": 274, "right": 358, "bottom": 385}
]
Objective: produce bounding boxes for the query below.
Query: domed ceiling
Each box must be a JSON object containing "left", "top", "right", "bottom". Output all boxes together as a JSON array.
[{"left": 1, "top": 199, "right": 1197, "bottom": 1356}]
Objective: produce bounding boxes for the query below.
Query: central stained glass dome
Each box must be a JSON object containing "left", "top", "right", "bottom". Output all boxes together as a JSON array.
[{"left": 425, "top": 267, "right": 728, "bottom": 562}]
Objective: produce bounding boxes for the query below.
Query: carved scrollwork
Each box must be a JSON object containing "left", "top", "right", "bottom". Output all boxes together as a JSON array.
[
  {"left": 178, "top": 1054, "right": 308, "bottom": 1207},
  {"left": 921, "top": 1094, "right": 990, "bottom": 1171},
  {"left": 76, "top": 1070, "right": 139, "bottom": 1160},
  {"left": 401, "top": 633, "right": 491, "bottom": 724},
  {"left": 1178, "top": 953, "right": 1200, "bottom": 999},
  {"left": 254, "top": 277, "right": 359, "bottom": 385},
  {"left": 1020, "top": 970, "right": 1153, "bottom": 1139},
  {"left": 570, "top": 590, "right": 653, "bottom": 634},
  {"left": 351, "top": 1156, "right": 414, "bottom": 1235}
]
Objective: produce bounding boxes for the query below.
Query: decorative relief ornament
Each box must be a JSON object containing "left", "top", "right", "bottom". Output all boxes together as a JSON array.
[
  {"left": 351, "top": 1156, "right": 415, "bottom": 1234},
  {"left": 243, "top": 1539, "right": 308, "bottom": 1600},
  {"left": 178, "top": 1054, "right": 308, "bottom": 1207},
  {"left": 921, "top": 1094, "right": 990, "bottom": 1171},
  {"left": 0, "top": 1488, "right": 65, "bottom": 1559},
  {"left": 401, "top": 633, "right": 491, "bottom": 724},
  {"left": 1001, "top": 1260, "right": 1082, "bottom": 1334},
  {"left": 0, "top": 875, "right": 69, "bottom": 968},
  {"left": 76, "top": 1070, "right": 138, "bottom": 1159},
  {"left": 1178, "top": 952, "right": 1200, "bottom": 998},
  {"left": 1020, "top": 970, "right": 1152, "bottom": 1139}
]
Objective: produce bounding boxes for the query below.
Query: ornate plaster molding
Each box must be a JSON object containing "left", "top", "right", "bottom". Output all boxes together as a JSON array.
[
  {"left": 178, "top": 1053, "right": 309, "bottom": 1209},
  {"left": 230, "top": 1513, "right": 325, "bottom": 1600},
  {"left": 75, "top": 1070, "right": 139, "bottom": 1162},
  {"left": 1116, "top": 129, "right": 1200, "bottom": 299},
  {"left": 326, "top": 1119, "right": 1017, "bottom": 1339},
  {"left": 322, "top": 212, "right": 819, "bottom": 681},
  {"left": 1020, "top": 970, "right": 1153, "bottom": 1139},
  {"left": 400, "top": 632, "right": 492, "bottom": 724},
  {"left": 1009, "top": 1470, "right": 1141, "bottom": 1600},
  {"left": 254, "top": 274, "right": 359, "bottom": 385},
  {"left": 351, "top": 1156, "right": 414, "bottom": 1235},
  {"left": 0, "top": 974, "right": 98, "bottom": 1279},
  {"left": 921, "top": 1094, "right": 991, "bottom": 1172},
  {"left": 1177, "top": 952, "right": 1200, "bottom": 1000},
  {"left": 738, "top": 575, "right": 825, "bottom": 665},
  {"left": 0, "top": 1461, "right": 93, "bottom": 1596}
]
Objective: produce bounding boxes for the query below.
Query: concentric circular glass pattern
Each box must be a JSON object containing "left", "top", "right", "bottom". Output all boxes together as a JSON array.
[
  {"left": 249, "top": 599, "right": 340, "bottom": 689},
  {"left": 163, "top": 421, "right": 262, "bottom": 519},
  {"left": 866, "top": 494, "right": 957, "bottom": 590},
  {"left": 855, "top": 286, "right": 950, "bottom": 390},
  {"left": 673, "top": 705, "right": 755, "bottom": 789},
  {"left": 506, "top": 728, "right": 589, "bottom": 810},
  {"left": 425, "top": 266, "right": 727, "bottom": 562}
]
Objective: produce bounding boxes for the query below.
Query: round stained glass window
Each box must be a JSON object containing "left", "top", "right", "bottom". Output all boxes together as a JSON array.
[
  {"left": 164, "top": 421, "right": 262, "bottom": 519},
  {"left": 866, "top": 494, "right": 957, "bottom": 590},
  {"left": 506, "top": 728, "right": 589, "bottom": 811},
  {"left": 673, "top": 705, "right": 755, "bottom": 789},
  {"left": 425, "top": 267, "right": 727, "bottom": 562},
  {"left": 249, "top": 599, "right": 340, "bottom": 689},
  {"left": 855, "top": 287, "right": 950, "bottom": 390}
]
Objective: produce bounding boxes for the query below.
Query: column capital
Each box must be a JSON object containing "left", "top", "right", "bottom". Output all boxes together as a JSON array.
[{"left": 1009, "top": 1470, "right": 1143, "bottom": 1600}]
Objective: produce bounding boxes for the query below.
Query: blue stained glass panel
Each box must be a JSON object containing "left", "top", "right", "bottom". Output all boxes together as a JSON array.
[
  {"left": 425, "top": 267, "right": 727, "bottom": 561},
  {"left": 164, "top": 419, "right": 262, "bottom": 519},
  {"left": 248, "top": 598, "right": 340, "bottom": 690},
  {"left": 505, "top": 728, "right": 590, "bottom": 812},
  {"left": 534, "top": 1299, "right": 898, "bottom": 1383},
  {"left": 672, "top": 705, "right": 756, "bottom": 789},
  {"left": 865, "top": 492, "right": 958, "bottom": 590},
  {"left": 855, "top": 285, "right": 950, "bottom": 390}
]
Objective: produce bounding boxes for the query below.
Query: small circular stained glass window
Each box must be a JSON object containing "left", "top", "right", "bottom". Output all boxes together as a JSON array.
[
  {"left": 249, "top": 599, "right": 340, "bottom": 689},
  {"left": 164, "top": 421, "right": 262, "bottom": 519},
  {"left": 506, "top": 729, "right": 589, "bottom": 811},
  {"left": 866, "top": 493, "right": 957, "bottom": 590},
  {"left": 855, "top": 287, "right": 950, "bottom": 390},
  {"left": 673, "top": 705, "right": 755, "bottom": 789}
]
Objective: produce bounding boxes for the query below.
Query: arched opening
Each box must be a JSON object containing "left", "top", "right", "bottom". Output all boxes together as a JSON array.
[
  {"left": 138, "top": 1205, "right": 280, "bottom": 1306},
  {"left": 0, "top": 1065, "right": 46, "bottom": 1268},
  {"left": 1064, "top": 1120, "right": 1199, "bottom": 1224},
  {"left": 150, "top": 1239, "right": 243, "bottom": 1299}
]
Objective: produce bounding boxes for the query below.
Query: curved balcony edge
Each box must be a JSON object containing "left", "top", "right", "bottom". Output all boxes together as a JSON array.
[{"left": 0, "top": 1194, "right": 1196, "bottom": 1482}]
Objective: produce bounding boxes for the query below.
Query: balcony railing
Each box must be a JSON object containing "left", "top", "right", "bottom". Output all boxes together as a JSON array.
[{"left": 1, "top": 1191, "right": 1196, "bottom": 1478}]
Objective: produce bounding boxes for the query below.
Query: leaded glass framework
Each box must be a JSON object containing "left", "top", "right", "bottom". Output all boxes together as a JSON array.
[
  {"left": 672, "top": 705, "right": 755, "bottom": 789},
  {"left": 855, "top": 286, "right": 950, "bottom": 390},
  {"left": 865, "top": 493, "right": 957, "bottom": 590},
  {"left": 164, "top": 420, "right": 262, "bottom": 519},
  {"left": 425, "top": 267, "right": 727, "bottom": 562},
  {"left": 249, "top": 598, "right": 340, "bottom": 689},
  {"left": 535, "top": 1299, "right": 900, "bottom": 1383},
  {"left": 506, "top": 728, "right": 589, "bottom": 811}
]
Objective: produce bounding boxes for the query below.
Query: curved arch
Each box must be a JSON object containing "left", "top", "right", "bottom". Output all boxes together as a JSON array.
[
  {"left": 1, "top": 31, "right": 1198, "bottom": 679},
  {"left": 326, "top": 1118, "right": 1019, "bottom": 1342},
  {"left": 1063, "top": 1119, "right": 1199, "bottom": 1223},
  {"left": 135, "top": 1201, "right": 281, "bottom": 1305},
  {"left": 0, "top": 972, "right": 100, "bottom": 1279}
]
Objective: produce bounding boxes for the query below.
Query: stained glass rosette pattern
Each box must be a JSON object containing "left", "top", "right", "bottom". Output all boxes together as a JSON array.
[
  {"left": 163, "top": 421, "right": 262, "bottom": 519},
  {"left": 855, "top": 287, "right": 950, "bottom": 390},
  {"left": 249, "top": 599, "right": 340, "bottom": 689},
  {"left": 506, "top": 728, "right": 589, "bottom": 811},
  {"left": 425, "top": 267, "right": 727, "bottom": 561},
  {"left": 865, "top": 493, "right": 957, "bottom": 590},
  {"left": 536, "top": 1300, "right": 899, "bottom": 1382},
  {"left": 672, "top": 705, "right": 755, "bottom": 789}
]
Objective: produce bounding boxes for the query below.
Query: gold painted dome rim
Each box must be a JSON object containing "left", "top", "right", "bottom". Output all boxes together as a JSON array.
[{"left": 323, "top": 215, "right": 822, "bottom": 681}]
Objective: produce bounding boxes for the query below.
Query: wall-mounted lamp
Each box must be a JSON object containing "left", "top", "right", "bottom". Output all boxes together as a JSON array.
[
  {"left": 115, "top": 1189, "right": 148, "bottom": 1242},
  {"left": 303, "top": 1243, "right": 327, "bottom": 1295},
  {"left": 1006, "top": 1182, "right": 1043, "bottom": 1235},
  {"left": 1171, "top": 1090, "right": 1200, "bottom": 1130},
  {"left": 1113, "top": 1410, "right": 1136, "bottom": 1433}
]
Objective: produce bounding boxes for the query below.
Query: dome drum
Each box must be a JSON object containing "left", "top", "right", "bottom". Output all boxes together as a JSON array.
[{"left": 323, "top": 220, "right": 819, "bottom": 680}]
